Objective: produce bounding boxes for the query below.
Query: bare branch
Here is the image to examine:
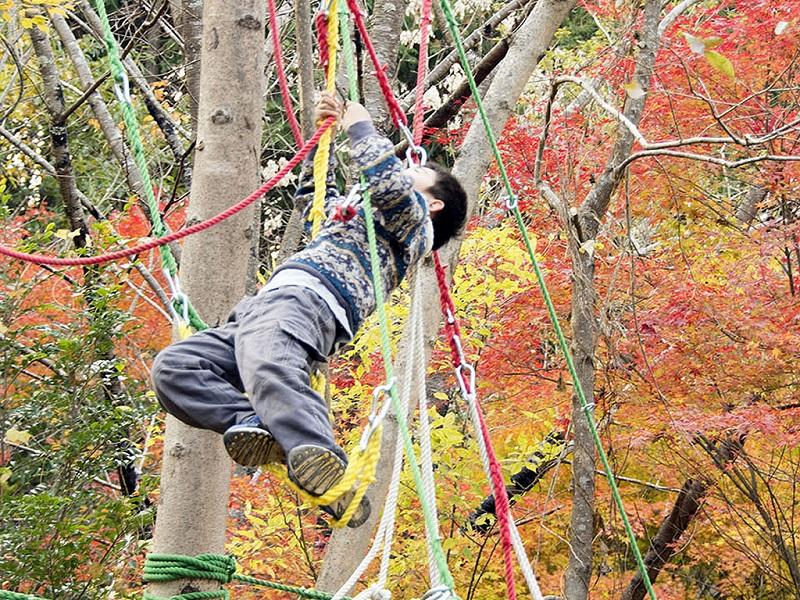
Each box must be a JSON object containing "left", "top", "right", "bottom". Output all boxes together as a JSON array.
[{"left": 658, "top": 0, "right": 703, "bottom": 38}]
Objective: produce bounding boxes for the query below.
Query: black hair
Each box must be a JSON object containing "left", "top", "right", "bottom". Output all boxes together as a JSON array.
[{"left": 425, "top": 161, "right": 468, "bottom": 250}]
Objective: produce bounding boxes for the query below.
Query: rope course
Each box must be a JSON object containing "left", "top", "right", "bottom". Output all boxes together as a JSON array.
[{"left": 0, "top": 0, "right": 661, "bottom": 597}]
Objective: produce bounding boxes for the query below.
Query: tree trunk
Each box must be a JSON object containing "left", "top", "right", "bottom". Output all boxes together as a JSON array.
[
  {"left": 182, "top": 0, "right": 204, "bottom": 132},
  {"left": 736, "top": 185, "right": 767, "bottom": 228},
  {"left": 564, "top": 2, "right": 662, "bottom": 597},
  {"left": 315, "top": 0, "right": 577, "bottom": 593},
  {"left": 148, "top": 0, "right": 266, "bottom": 596}
]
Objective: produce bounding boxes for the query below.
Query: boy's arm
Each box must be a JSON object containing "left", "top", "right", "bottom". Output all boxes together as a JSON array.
[{"left": 347, "top": 121, "right": 430, "bottom": 254}]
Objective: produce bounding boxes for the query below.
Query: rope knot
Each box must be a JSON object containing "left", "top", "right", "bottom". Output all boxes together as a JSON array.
[{"left": 143, "top": 553, "right": 237, "bottom": 586}]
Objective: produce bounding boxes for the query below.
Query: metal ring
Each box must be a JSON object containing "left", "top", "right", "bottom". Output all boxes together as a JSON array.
[{"left": 405, "top": 144, "right": 428, "bottom": 167}]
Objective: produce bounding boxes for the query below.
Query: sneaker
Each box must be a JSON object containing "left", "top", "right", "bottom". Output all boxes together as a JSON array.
[
  {"left": 223, "top": 415, "right": 285, "bottom": 467},
  {"left": 287, "top": 444, "right": 371, "bottom": 528}
]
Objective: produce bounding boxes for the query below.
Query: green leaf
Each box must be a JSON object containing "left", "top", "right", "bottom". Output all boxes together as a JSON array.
[{"left": 705, "top": 50, "right": 735, "bottom": 79}]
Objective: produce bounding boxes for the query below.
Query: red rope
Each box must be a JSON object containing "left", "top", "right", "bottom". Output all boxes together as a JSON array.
[
  {"left": 0, "top": 119, "right": 334, "bottom": 267},
  {"left": 267, "top": 0, "right": 303, "bottom": 147},
  {"left": 343, "top": 0, "right": 407, "bottom": 129},
  {"left": 315, "top": 12, "right": 330, "bottom": 74},
  {"left": 433, "top": 253, "right": 518, "bottom": 600},
  {"left": 412, "top": 0, "right": 433, "bottom": 146}
]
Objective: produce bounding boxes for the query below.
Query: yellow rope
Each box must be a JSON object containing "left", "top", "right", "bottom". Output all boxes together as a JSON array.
[
  {"left": 310, "top": 0, "right": 340, "bottom": 236},
  {"left": 267, "top": 424, "right": 381, "bottom": 527}
]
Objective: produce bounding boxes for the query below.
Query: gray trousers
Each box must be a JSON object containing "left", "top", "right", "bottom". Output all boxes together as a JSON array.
[{"left": 151, "top": 286, "right": 345, "bottom": 460}]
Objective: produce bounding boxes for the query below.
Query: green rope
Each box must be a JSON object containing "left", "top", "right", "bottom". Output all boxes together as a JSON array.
[
  {"left": 91, "top": 0, "right": 207, "bottom": 332},
  {"left": 339, "top": 7, "right": 455, "bottom": 592},
  {"left": 142, "top": 554, "right": 347, "bottom": 600},
  {"left": 437, "top": 0, "right": 657, "bottom": 597}
]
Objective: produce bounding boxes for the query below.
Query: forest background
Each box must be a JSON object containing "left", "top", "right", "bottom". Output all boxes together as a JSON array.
[{"left": 1, "top": 0, "right": 799, "bottom": 599}]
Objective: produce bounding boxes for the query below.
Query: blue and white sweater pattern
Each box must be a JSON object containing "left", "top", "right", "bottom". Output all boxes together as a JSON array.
[{"left": 273, "top": 122, "right": 433, "bottom": 335}]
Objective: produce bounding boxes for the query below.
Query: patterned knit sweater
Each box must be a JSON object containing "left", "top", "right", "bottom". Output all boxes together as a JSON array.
[{"left": 272, "top": 121, "right": 433, "bottom": 334}]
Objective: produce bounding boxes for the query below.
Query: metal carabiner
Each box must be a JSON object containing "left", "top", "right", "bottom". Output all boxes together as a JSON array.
[
  {"left": 399, "top": 124, "right": 428, "bottom": 167},
  {"left": 359, "top": 378, "right": 396, "bottom": 450},
  {"left": 454, "top": 362, "right": 476, "bottom": 400},
  {"left": 503, "top": 193, "right": 519, "bottom": 211},
  {"left": 113, "top": 70, "right": 132, "bottom": 105}
]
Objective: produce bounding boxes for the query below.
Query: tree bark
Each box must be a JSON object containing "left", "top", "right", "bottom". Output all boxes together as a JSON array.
[
  {"left": 29, "top": 26, "right": 88, "bottom": 245},
  {"left": 182, "top": 0, "right": 204, "bottom": 132},
  {"left": 148, "top": 0, "right": 266, "bottom": 596},
  {"left": 315, "top": 0, "right": 577, "bottom": 593},
  {"left": 735, "top": 184, "right": 767, "bottom": 228},
  {"left": 564, "top": 2, "right": 661, "bottom": 598}
]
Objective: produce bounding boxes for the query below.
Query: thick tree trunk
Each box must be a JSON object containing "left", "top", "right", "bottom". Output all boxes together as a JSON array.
[
  {"left": 148, "top": 0, "right": 266, "bottom": 596},
  {"left": 564, "top": 2, "right": 662, "bottom": 597},
  {"left": 315, "top": 1, "right": 577, "bottom": 594}
]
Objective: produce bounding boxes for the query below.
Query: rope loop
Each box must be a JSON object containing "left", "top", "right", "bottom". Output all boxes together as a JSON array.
[
  {"left": 143, "top": 554, "right": 237, "bottom": 585},
  {"left": 421, "top": 585, "right": 460, "bottom": 600}
]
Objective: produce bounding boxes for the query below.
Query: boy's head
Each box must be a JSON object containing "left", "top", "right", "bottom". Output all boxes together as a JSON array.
[{"left": 405, "top": 162, "right": 468, "bottom": 250}]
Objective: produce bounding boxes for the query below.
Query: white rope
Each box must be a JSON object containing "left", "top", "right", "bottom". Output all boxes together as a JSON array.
[
  {"left": 460, "top": 388, "right": 545, "bottom": 600},
  {"left": 412, "top": 271, "right": 444, "bottom": 588},
  {"left": 330, "top": 271, "right": 424, "bottom": 600}
]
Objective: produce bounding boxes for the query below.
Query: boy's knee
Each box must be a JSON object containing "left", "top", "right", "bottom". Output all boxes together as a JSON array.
[{"left": 150, "top": 346, "right": 186, "bottom": 402}]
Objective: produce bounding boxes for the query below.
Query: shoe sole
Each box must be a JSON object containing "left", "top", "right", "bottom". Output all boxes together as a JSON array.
[
  {"left": 287, "top": 445, "right": 371, "bottom": 528},
  {"left": 223, "top": 426, "right": 284, "bottom": 467}
]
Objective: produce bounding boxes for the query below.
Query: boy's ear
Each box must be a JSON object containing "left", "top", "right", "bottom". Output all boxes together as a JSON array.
[{"left": 429, "top": 197, "right": 445, "bottom": 213}]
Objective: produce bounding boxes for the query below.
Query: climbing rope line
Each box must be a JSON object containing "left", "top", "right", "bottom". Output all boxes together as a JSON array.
[
  {"left": 435, "top": 0, "right": 657, "bottom": 597},
  {"left": 91, "top": 0, "right": 206, "bottom": 331},
  {"left": 310, "top": 0, "right": 340, "bottom": 236},
  {"left": 267, "top": 0, "right": 304, "bottom": 147},
  {"left": 337, "top": 1, "right": 456, "bottom": 590}
]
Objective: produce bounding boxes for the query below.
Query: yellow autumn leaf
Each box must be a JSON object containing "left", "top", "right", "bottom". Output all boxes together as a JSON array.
[
  {"left": 705, "top": 50, "right": 735, "bottom": 80},
  {"left": 4, "top": 428, "right": 32, "bottom": 445}
]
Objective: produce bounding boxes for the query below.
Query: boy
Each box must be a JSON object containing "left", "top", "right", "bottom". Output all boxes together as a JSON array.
[{"left": 152, "top": 93, "right": 468, "bottom": 527}]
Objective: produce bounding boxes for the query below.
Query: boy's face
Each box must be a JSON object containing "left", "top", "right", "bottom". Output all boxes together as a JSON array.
[{"left": 405, "top": 166, "right": 444, "bottom": 214}]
